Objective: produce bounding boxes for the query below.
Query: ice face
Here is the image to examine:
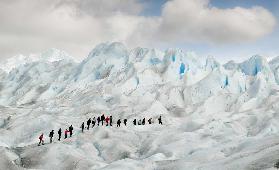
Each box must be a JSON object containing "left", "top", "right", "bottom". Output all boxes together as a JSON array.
[{"left": 0, "top": 42, "right": 279, "bottom": 169}]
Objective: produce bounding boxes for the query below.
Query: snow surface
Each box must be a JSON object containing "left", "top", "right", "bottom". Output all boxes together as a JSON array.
[{"left": 1, "top": 42, "right": 279, "bottom": 169}]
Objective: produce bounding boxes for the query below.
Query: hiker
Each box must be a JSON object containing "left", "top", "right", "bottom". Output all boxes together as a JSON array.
[
  {"left": 117, "top": 119, "right": 121, "bottom": 127},
  {"left": 105, "top": 116, "right": 110, "bottom": 126},
  {"left": 69, "top": 125, "right": 73, "bottom": 137},
  {"left": 87, "top": 118, "right": 91, "bottom": 130},
  {"left": 124, "top": 119, "right": 127, "bottom": 126},
  {"left": 133, "top": 119, "right": 137, "bottom": 125},
  {"left": 101, "top": 114, "right": 105, "bottom": 126},
  {"left": 81, "top": 122, "right": 85, "bottom": 133},
  {"left": 49, "top": 130, "right": 54, "bottom": 143},
  {"left": 38, "top": 133, "right": 44, "bottom": 146},
  {"left": 92, "top": 117, "right": 96, "bottom": 128},
  {"left": 97, "top": 117, "right": 101, "bottom": 126},
  {"left": 65, "top": 129, "right": 70, "bottom": 139},
  {"left": 148, "top": 118, "right": 152, "bottom": 124},
  {"left": 110, "top": 116, "right": 113, "bottom": 126},
  {"left": 158, "top": 116, "right": 163, "bottom": 125},
  {"left": 142, "top": 118, "right": 145, "bottom": 125},
  {"left": 138, "top": 119, "right": 142, "bottom": 125},
  {"left": 58, "top": 128, "right": 62, "bottom": 141}
]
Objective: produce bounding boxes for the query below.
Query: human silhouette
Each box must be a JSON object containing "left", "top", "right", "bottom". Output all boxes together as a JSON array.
[
  {"left": 148, "top": 118, "right": 152, "bottom": 124},
  {"left": 97, "top": 117, "right": 101, "bottom": 126},
  {"left": 101, "top": 114, "right": 105, "bottom": 126},
  {"left": 81, "top": 122, "right": 85, "bottom": 133},
  {"left": 64, "top": 129, "right": 69, "bottom": 139},
  {"left": 158, "top": 116, "right": 163, "bottom": 125},
  {"left": 38, "top": 133, "right": 44, "bottom": 146},
  {"left": 105, "top": 116, "right": 110, "bottom": 126},
  {"left": 58, "top": 128, "right": 62, "bottom": 141},
  {"left": 92, "top": 117, "right": 96, "bottom": 128},
  {"left": 117, "top": 119, "right": 121, "bottom": 127},
  {"left": 133, "top": 119, "right": 137, "bottom": 125},
  {"left": 124, "top": 119, "right": 127, "bottom": 126},
  {"left": 138, "top": 119, "right": 142, "bottom": 125},
  {"left": 49, "top": 130, "right": 54, "bottom": 143},
  {"left": 87, "top": 118, "right": 91, "bottom": 130},
  {"left": 69, "top": 125, "right": 73, "bottom": 137},
  {"left": 142, "top": 118, "right": 145, "bottom": 125},
  {"left": 110, "top": 116, "right": 113, "bottom": 126}
]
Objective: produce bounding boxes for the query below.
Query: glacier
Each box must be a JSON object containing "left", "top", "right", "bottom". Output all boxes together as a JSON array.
[{"left": 0, "top": 42, "right": 279, "bottom": 169}]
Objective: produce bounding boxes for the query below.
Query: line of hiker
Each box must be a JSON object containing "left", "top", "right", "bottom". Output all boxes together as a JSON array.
[
  {"left": 38, "top": 124, "right": 74, "bottom": 146},
  {"left": 81, "top": 115, "right": 163, "bottom": 132},
  {"left": 38, "top": 115, "right": 163, "bottom": 146}
]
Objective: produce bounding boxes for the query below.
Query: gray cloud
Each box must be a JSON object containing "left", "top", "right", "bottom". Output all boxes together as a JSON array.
[
  {"left": 55, "top": 0, "right": 143, "bottom": 17},
  {"left": 0, "top": 0, "right": 276, "bottom": 60}
]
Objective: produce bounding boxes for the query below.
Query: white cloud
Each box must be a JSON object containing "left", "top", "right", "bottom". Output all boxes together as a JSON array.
[
  {"left": 0, "top": 0, "right": 276, "bottom": 59},
  {"left": 156, "top": 0, "right": 276, "bottom": 44}
]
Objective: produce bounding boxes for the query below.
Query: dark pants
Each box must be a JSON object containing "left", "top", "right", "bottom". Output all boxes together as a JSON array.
[
  {"left": 58, "top": 134, "right": 61, "bottom": 141},
  {"left": 38, "top": 139, "right": 44, "bottom": 145}
]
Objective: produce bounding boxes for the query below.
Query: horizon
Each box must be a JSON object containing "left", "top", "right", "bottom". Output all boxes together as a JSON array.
[
  {"left": 0, "top": 0, "right": 278, "bottom": 63},
  {"left": 0, "top": 42, "right": 277, "bottom": 67}
]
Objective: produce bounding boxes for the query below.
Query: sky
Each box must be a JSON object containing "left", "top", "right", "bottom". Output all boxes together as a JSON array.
[{"left": 0, "top": 0, "right": 278, "bottom": 63}]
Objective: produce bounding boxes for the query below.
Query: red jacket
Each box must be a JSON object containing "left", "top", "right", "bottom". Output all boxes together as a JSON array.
[
  {"left": 105, "top": 117, "right": 110, "bottom": 123},
  {"left": 39, "top": 134, "right": 43, "bottom": 140},
  {"left": 65, "top": 130, "right": 69, "bottom": 134}
]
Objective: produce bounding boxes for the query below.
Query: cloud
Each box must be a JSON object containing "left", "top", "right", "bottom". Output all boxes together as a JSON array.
[
  {"left": 156, "top": 0, "right": 276, "bottom": 44},
  {"left": 0, "top": 0, "right": 276, "bottom": 59},
  {"left": 0, "top": 0, "right": 144, "bottom": 59},
  {"left": 56, "top": 0, "right": 143, "bottom": 17}
]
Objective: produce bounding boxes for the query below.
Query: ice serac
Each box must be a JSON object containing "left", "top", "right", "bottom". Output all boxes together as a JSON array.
[
  {"left": 240, "top": 55, "right": 272, "bottom": 77},
  {"left": 223, "top": 60, "right": 238, "bottom": 70},
  {"left": 73, "top": 42, "right": 129, "bottom": 83},
  {"left": 205, "top": 56, "right": 220, "bottom": 71},
  {"left": 269, "top": 56, "right": 279, "bottom": 84},
  {"left": 0, "top": 55, "right": 77, "bottom": 105}
]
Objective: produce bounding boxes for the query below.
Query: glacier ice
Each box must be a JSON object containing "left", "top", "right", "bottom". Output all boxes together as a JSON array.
[{"left": 0, "top": 42, "right": 279, "bottom": 169}]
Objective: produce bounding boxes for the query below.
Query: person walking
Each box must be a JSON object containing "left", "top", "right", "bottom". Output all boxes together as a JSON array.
[
  {"left": 58, "top": 128, "right": 62, "bottom": 141},
  {"left": 92, "top": 117, "right": 96, "bottom": 128},
  {"left": 110, "top": 116, "right": 113, "bottom": 126},
  {"left": 117, "top": 119, "right": 121, "bottom": 127},
  {"left": 49, "top": 130, "right": 54, "bottom": 143},
  {"left": 105, "top": 116, "right": 110, "bottom": 126},
  {"left": 142, "top": 118, "right": 145, "bottom": 125},
  {"left": 81, "top": 122, "right": 85, "bottom": 133},
  {"left": 38, "top": 133, "right": 44, "bottom": 146},
  {"left": 97, "top": 117, "right": 101, "bottom": 126},
  {"left": 87, "top": 118, "right": 91, "bottom": 130},
  {"left": 69, "top": 125, "right": 74, "bottom": 137},
  {"left": 148, "top": 118, "right": 152, "bottom": 124},
  {"left": 64, "top": 129, "right": 70, "bottom": 139},
  {"left": 124, "top": 119, "right": 127, "bottom": 126},
  {"left": 133, "top": 119, "right": 137, "bottom": 125},
  {"left": 138, "top": 119, "right": 142, "bottom": 125},
  {"left": 158, "top": 116, "right": 163, "bottom": 125},
  {"left": 101, "top": 114, "right": 105, "bottom": 126}
]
